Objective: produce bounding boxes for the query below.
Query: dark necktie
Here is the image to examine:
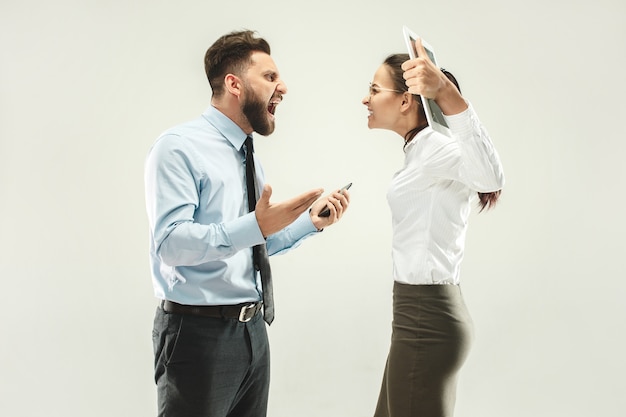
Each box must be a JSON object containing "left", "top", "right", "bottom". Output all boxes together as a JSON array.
[{"left": 244, "top": 135, "right": 274, "bottom": 325}]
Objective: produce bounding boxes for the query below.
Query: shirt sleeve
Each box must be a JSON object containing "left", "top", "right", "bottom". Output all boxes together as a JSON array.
[
  {"left": 265, "top": 211, "right": 320, "bottom": 256},
  {"left": 427, "top": 103, "right": 505, "bottom": 192},
  {"left": 144, "top": 134, "right": 265, "bottom": 267}
]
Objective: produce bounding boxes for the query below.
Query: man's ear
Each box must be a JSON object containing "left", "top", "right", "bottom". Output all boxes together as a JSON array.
[{"left": 224, "top": 74, "right": 242, "bottom": 98}]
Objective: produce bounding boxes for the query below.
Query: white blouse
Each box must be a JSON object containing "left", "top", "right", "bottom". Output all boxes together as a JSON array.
[{"left": 387, "top": 103, "right": 505, "bottom": 285}]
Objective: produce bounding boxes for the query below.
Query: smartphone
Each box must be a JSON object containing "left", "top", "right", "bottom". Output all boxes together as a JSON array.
[{"left": 318, "top": 183, "right": 352, "bottom": 217}]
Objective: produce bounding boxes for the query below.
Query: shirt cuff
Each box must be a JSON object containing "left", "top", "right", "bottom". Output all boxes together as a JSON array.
[
  {"left": 224, "top": 212, "right": 265, "bottom": 250},
  {"left": 290, "top": 211, "right": 320, "bottom": 236}
]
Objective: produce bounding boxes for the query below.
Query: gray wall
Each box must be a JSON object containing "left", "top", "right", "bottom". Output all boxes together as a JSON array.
[{"left": 1, "top": 0, "right": 625, "bottom": 416}]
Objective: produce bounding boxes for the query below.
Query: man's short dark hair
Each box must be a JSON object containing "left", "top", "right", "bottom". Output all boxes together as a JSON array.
[{"left": 204, "top": 30, "right": 271, "bottom": 97}]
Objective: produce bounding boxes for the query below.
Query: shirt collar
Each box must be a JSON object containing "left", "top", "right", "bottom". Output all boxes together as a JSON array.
[{"left": 201, "top": 105, "right": 249, "bottom": 151}]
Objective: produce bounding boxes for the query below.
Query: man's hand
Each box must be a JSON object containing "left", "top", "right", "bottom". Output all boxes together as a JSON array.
[
  {"left": 255, "top": 184, "right": 323, "bottom": 237},
  {"left": 309, "top": 187, "right": 351, "bottom": 230},
  {"left": 401, "top": 37, "right": 467, "bottom": 115}
]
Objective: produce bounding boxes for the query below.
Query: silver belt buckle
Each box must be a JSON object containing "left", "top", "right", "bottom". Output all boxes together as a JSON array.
[{"left": 238, "top": 303, "right": 258, "bottom": 322}]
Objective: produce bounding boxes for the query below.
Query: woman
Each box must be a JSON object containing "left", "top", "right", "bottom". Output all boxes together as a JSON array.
[{"left": 363, "top": 39, "right": 505, "bottom": 417}]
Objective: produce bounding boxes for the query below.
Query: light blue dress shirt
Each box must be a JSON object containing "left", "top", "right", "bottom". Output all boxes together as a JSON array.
[{"left": 144, "top": 105, "right": 319, "bottom": 305}]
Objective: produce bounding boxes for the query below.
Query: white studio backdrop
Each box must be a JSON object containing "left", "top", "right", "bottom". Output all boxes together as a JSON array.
[{"left": 1, "top": 0, "right": 625, "bottom": 416}]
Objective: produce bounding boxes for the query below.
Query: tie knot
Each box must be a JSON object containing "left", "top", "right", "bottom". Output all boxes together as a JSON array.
[{"left": 244, "top": 135, "right": 254, "bottom": 154}]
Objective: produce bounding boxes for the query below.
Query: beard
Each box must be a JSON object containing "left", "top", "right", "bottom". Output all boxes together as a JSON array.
[{"left": 242, "top": 85, "right": 275, "bottom": 136}]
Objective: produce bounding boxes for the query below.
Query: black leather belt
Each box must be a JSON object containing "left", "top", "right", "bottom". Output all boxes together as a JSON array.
[{"left": 162, "top": 300, "right": 262, "bottom": 322}]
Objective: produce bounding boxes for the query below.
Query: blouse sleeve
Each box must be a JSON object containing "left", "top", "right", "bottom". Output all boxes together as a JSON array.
[{"left": 425, "top": 102, "right": 505, "bottom": 192}]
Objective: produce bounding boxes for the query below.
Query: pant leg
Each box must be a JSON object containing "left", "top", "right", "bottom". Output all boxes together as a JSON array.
[
  {"left": 152, "top": 306, "right": 269, "bottom": 417},
  {"left": 228, "top": 314, "right": 270, "bottom": 417}
]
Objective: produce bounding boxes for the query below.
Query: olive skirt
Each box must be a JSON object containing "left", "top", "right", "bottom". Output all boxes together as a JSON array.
[{"left": 374, "top": 282, "right": 474, "bottom": 417}]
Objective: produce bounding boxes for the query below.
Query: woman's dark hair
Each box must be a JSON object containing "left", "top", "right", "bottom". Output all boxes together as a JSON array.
[
  {"left": 383, "top": 53, "right": 501, "bottom": 211},
  {"left": 204, "top": 30, "right": 271, "bottom": 97},
  {"left": 383, "top": 54, "right": 428, "bottom": 144}
]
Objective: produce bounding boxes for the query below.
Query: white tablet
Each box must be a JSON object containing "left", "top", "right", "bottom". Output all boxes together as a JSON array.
[{"left": 402, "top": 26, "right": 452, "bottom": 137}]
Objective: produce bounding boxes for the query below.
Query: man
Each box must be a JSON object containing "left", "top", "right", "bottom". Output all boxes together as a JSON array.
[{"left": 144, "top": 30, "right": 350, "bottom": 417}]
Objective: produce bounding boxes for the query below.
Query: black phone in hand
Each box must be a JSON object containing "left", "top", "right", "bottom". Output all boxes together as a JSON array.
[{"left": 318, "top": 183, "right": 352, "bottom": 217}]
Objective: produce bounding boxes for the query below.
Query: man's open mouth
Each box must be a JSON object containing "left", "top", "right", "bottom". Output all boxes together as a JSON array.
[{"left": 267, "top": 98, "right": 281, "bottom": 115}]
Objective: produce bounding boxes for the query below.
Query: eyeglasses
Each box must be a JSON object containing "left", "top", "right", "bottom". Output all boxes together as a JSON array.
[{"left": 368, "top": 82, "right": 404, "bottom": 97}]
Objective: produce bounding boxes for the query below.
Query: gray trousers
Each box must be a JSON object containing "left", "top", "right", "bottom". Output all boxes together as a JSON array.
[
  {"left": 374, "top": 282, "right": 474, "bottom": 417},
  {"left": 152, "top": 305, "right": 270, "bottom": 417}
]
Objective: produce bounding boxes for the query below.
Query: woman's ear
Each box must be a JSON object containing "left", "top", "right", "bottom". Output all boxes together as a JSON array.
[{"left": 400, "top": 92, "right": 416, "bottom": 113}]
